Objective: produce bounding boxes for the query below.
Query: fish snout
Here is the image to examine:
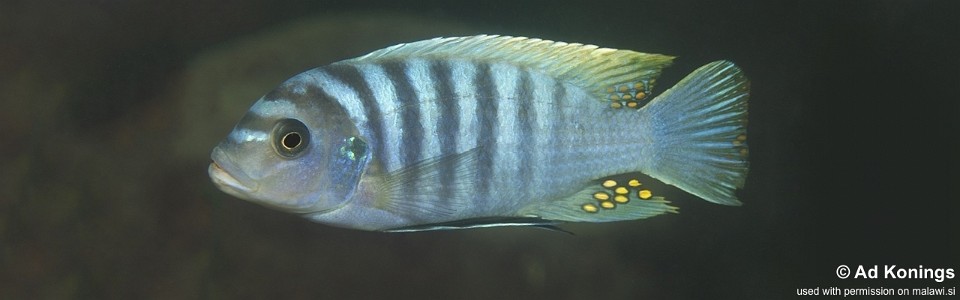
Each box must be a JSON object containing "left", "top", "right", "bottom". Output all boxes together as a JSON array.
[{"left": 209, "top": 147, "right": 259, "bottom": 199}]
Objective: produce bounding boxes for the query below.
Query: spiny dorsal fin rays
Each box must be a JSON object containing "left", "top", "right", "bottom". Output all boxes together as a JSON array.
[{"left": 348, "top": 35, "right": 675, "bottom": 103}]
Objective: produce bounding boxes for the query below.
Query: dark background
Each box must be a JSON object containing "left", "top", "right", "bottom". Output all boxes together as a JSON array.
[{"left": 2, "top": 0, "right": 957, "bottom": 299}]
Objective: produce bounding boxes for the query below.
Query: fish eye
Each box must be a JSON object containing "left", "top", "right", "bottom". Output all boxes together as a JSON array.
[
  {"left": 281, "top": 132, "right": 301, "bottom": 150},
  {"left": 272, "top": 119, "right": 310, "bottom": 158}
]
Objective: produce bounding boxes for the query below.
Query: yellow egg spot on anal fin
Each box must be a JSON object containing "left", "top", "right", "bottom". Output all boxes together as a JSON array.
[
  {"left": 627, "top": 179, "right": 641, "bottom": 187},
  {"left": 638, "top": 189, "right": 652, "bottom": 200},
  {"left": 582, "top": 203, "right": 599, "bottom": 213},
  {"left": 593, "top": 192, "right": 610, "bottom": 201},
  {"left": 602, "top": 180, "right": 617, "bottom": 188},
  {"left": 618, "top": 85, "right": 629, "bottom": 93},
  {"left": 614, "top": 195, "right": 629, "bottom": 203},
  {"left": 626, "top": 101, "right": 638, "bottom": 108},
  {"left": 614, "top": 187, "right": 629, "bottom": 195},
  {"left": 610, "top": 102, "right": 623, "bottom": 109},
  {"left": 518, "top": 180, "right": 678, "bottom": 223}
]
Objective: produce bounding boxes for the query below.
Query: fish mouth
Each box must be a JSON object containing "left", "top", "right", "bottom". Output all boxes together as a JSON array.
[{"left": 209, "top": 161, "right": 259, "bottom": 199}]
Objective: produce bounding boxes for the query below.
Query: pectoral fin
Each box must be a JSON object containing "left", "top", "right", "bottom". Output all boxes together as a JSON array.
[{"left": 374, "top": 147, "right": 482, "bottom": 218}]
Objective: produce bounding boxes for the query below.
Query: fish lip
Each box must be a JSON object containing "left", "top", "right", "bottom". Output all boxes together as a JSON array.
[{"left": 209, "top": 161, "right": 259, "bottom": 195}]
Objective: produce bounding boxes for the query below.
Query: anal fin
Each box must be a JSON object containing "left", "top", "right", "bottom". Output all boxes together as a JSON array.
[{"left": 519, "top": 174, "right": 678, "bottom": 223}]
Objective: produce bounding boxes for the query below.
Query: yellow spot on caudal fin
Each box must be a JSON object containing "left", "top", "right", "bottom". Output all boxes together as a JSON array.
[
  {"left": 733, "top": 134, "right": 747, "bottom": 146},
  {"left": 614, "top": 187, "right": 629, "bottom": 195},
  {"left": 614, "top": 195, "right": 629, "bottom": 203},
  {"left": 638, "top": 189, "right": 652, "bottom": 199},
  {"left": 600, "top": 201, "right": 615, "bottom": 209},
  {"left": 602, "top": 180, "right": 617, "bottom": 188},
  {"left": 627, "top": 179, "right": 641, "bottom": 187},
  {"left": 582, "top": 203, "right": 599, "bottom": 213},
  {"left": 593, "top": 192, "right": 610, "bottom": 201}
]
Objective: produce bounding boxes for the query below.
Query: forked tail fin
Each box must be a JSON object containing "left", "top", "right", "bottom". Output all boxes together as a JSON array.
[{"left": 638, "top": 61, "right": 750, "bottom": 205}]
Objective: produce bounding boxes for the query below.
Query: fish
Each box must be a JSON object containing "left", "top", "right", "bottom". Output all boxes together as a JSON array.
[{"left": 208, "top": 35, "right": 749, "bottom": 232}]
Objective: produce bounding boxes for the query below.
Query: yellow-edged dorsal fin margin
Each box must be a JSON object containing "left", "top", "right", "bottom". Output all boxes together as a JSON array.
[{"left": 348, "top": 35, "right": 675, "bottom": 102}]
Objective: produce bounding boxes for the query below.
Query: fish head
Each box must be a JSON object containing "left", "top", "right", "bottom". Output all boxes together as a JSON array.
[{"left": 209, "top": 77, "right": 370, "bottom": 214}]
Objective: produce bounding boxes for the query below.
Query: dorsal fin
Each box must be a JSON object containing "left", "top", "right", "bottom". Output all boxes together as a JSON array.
[{"left": 348, "top": 35, "right": 675, "bottom": 101}]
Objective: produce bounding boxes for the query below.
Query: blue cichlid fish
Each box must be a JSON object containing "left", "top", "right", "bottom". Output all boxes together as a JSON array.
[{"left": 209, "top": 35, "right": 749, "bottom": 232}]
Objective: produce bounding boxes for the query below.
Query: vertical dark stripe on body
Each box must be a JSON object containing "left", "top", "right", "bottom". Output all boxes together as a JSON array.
[
  {"left": 432, "top": 61, "right": 459, "bottom": 202},
  {"left": 382, "top": 61, "right": 422, "bottom": 168},
  {"left": 474, "top": 63, "right": 496, "bottom": 200},
  {"left": 516, "top": 69, "right": 534, "bottom": 194},
  {"left": 325, "top": 64, "right": 383, "bottom": 158},
  {"left": 551, "top": 80, "right": 568, "bottom": 165},
  {"left": 381, "top": 60, "right": 427, "bottom": 212}
]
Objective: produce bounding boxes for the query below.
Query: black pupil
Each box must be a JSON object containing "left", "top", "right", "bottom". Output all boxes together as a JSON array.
[{"left": 282, "top": 132, "right": 301, "bottom": 149}]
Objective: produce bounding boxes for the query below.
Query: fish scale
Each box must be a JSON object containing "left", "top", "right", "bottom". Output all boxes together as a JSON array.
[
  {"left": 370, "top": 59, "right": 645, "bottom": 214},
  {"left": 209, "top": 35, "right": 750, "bottom": 231},
  {"left": 342, "top": 59, "right": 609, "bottom": 214}
]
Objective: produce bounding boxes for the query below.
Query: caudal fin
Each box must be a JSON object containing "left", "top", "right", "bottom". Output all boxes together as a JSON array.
[{"left": 638, "top": 61, "right": 749, "bottom": 206}]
